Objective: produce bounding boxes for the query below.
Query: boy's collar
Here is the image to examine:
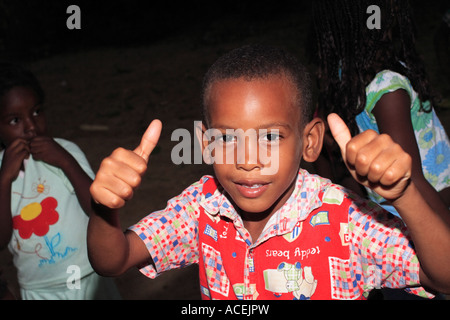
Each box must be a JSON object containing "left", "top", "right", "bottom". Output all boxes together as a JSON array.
[
  {"left": 199, "top": 177, "right": 234, "bottom": 222},
  {"left": 267, "top": 169, "right": 324, "bottom": 237}
]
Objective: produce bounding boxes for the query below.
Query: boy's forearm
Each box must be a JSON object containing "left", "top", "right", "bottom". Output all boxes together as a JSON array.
[
  {"left": 392, "top": 182, "right": 450, "bottom": 293},
  {"left": 87, "top": 203, "right": 131, "bottom": 276}
]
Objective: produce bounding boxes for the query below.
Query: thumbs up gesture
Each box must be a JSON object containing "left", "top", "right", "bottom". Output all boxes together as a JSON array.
[
  {"left": 90, "top": 119, "right": 162, "bottom": 208},
  {"left": 327, "top": 113, "right": 412, "bottom": 201}
]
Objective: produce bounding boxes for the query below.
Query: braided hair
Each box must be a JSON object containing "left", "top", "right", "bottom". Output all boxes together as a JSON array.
[{"left": 311, "top": 0, "right": 434, "bottom": 135}]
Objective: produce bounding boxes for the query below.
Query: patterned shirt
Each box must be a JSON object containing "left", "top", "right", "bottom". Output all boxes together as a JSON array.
[
  {"left": 356, "top": 70, "right": 450, "bottom": 216},
  {"left": 129, "top": 169, "right": 432, "bottom": 300}
]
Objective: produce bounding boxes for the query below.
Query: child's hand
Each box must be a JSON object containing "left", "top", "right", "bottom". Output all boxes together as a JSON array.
[
  {"left": 90, "top": 119, "right": 162, "bottom": 209},
  {"left": 327, "top": 113, "right": 412, "bottom": 201},
  {"left": 30, "top": 136, "right": 71, "bottom": 167},
  {"left": 0, "top": 139, "right": 30, "bottom": 183}
]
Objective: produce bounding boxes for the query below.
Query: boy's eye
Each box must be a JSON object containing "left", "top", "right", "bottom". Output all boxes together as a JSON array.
[
  {"left": 219, "top": 134, "right": 236, "bottom": 143},
  {"left": 261, "top": 132, "right": 280, "bottom": 142}
]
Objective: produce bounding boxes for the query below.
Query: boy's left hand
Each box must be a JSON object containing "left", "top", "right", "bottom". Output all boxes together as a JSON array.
[{"left": 327, "top": 113, "right": 412, "bottom": 201}]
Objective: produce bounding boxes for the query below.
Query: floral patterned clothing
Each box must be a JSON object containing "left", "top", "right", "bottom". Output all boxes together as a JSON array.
[
  {"left": 356, "top": 70, "right": 450, "bottom": 216},
  {"left": 130, "top": 170, "right": 432, "bottom": 300}
]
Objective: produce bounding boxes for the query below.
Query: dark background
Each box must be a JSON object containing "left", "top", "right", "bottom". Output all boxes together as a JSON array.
[{"left": 1, "top": 1, "right": 305, "bottom": 60}]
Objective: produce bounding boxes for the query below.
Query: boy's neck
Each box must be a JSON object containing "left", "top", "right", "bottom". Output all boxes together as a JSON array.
[{"left": 242, "top": 216, "right": 272, "bottom": 244}]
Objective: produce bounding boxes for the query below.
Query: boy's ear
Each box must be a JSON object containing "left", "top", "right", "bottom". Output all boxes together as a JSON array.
[
  {"left": 194, "top": 121, "right": 205, "bottom": 150},
  {"left": 195, "top": 121, "right": 213, "bottom": 165},
  {"left": 302, "top": 117, "right": 325, "bottom": 162}
]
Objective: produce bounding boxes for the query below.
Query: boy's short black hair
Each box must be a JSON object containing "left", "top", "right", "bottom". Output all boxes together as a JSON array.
[
  {"left": 0, "top": 62, "right": 45, "bottom": 105},
  {"left": 202, "top": 44, "right": 313, "bottom": 127}
]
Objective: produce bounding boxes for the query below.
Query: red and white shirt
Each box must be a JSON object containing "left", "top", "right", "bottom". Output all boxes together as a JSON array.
[{"left": 129, "top": 169, "right": 431, "bottom": 300}]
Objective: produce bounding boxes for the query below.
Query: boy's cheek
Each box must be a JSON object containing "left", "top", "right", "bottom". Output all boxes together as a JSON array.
[{"left": 259, "top": 145, "right": 280, "bottom": 176}]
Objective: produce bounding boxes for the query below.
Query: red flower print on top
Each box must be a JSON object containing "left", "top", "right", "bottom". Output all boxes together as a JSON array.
[{"left": 13, "top": 197, "right": 59, "bottom": 239}]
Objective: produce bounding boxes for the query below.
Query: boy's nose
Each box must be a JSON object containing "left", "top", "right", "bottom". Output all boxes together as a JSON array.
[
  {"left": 237, "top": 162, "right": 261, "bottom": 172},
  {"left": 236, "top": 137, "right": 262, "bottom": 171}
]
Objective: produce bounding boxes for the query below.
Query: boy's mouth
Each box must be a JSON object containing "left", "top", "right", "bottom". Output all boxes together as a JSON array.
[
  {"left": 234, "top": 180, "right": 270, "bottom": 198},
  {"left": 241, "top": 184, "right": 264, "bottom": 189}
]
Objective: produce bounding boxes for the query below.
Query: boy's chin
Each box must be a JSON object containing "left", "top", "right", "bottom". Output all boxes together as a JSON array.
[{"left": 231, "top": 197, "right": 276, "bottom": 218}]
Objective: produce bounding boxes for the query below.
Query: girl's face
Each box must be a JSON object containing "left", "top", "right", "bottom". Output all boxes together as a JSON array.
[
  {"left": 204, "top": 75, "right": 304, "bottom": 221},
  {"left": 0, "top": 86, "right": 47, "bottom": 148}
]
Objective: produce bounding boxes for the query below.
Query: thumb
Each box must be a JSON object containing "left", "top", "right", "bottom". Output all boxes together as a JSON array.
[
  {"left": 327, "top": 113, "right": 352, "bottom": 159},
  {"left": 133, "top": 119, "right": 162, "bottom": 162}
]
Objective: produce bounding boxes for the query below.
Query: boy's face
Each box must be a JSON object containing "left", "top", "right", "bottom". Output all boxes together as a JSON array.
[
  {"left": 0, "top": 86, "right": 47, "bottom": 148},
  {"left": 204, "top": 75, "right": 304, "bottom": 218}
]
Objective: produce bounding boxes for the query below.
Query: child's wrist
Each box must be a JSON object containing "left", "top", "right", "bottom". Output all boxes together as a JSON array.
[
  {"left": 391, "top": 178, "right": 415, "bottom": 211},
  {"left": 91, "top": 199, "right": 120, "bottom": 221}
]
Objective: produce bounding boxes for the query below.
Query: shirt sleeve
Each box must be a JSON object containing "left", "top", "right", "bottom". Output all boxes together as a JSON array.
[
  {"left": 363, "top": 70, "right": 415, "bottom": 121},
  {"left": 40, "top": 138, "right": 95, "bottom": 194},
  {"left": 55, "top": 138, "right": 95, "bottom": 179},
  {"left": 347, "top": 195, "right": 434, "bottom": 298},
  {"left": 128, "top": 179, "right": 205, "bottom": 279}
]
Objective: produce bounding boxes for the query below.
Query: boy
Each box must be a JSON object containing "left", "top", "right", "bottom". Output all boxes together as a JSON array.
[{"left": 88, "top": 45, "right": 450, "bottom": 299}]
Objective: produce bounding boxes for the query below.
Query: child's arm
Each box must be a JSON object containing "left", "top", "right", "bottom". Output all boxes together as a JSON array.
[
  {"left": 30, "top": 136, "right": 93, "bottom": 215},
  {"left": 0, "top": 139, "right": 30, "bottom": 248},
  {"left": 328, "top": 113, "right": 450, "bottom": 294},
  {"left": 87, "top": 120, "right": 162, "bottom": 276}
]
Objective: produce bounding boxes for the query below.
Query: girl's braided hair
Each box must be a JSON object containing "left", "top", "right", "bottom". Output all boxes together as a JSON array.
[{"left": 311, "top": 0, "right": 434, "bottom": 135}]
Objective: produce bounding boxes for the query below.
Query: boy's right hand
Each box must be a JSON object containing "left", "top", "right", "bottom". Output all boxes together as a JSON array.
[{"left": 90, "top": 119, "right": 162, "bottom": 209}]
